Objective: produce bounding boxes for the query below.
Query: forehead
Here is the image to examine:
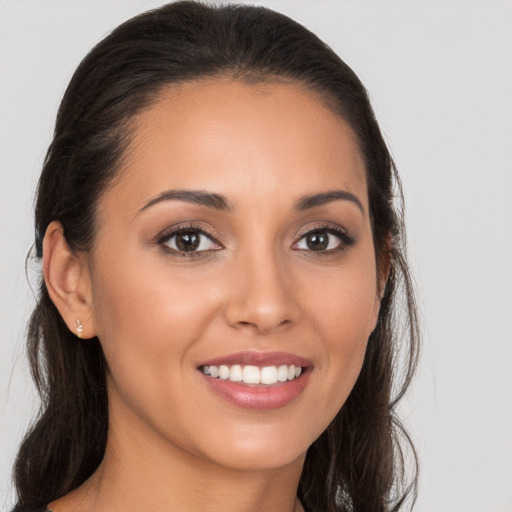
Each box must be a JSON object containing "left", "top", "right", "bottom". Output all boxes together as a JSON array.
[{"left": 103, "top": 79, "right": 367, "bottom": 214}]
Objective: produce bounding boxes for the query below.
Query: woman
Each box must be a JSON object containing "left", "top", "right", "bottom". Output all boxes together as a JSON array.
[{"left": 12, "top": 2, "right": 419, "bottom": 511}]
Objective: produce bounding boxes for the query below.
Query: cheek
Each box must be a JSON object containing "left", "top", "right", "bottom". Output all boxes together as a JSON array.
[
  {"left": 88, "top": 253, "right": 223, "bottom": 447},
  {"left": 307, "top": 256, "right": 378, "bottom": 341},
  {"left": 301, "top": 255, "right": 378, "bottom": 403},
  {"left": 88, "top": 249, "right": 219, "bottom": 389}
]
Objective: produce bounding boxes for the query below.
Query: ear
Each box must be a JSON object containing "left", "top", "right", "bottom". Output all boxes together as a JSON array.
[
  {"left": 43, "top": 221, "right": 96, "bottom": 339},
  {"left": 370, "top": 232, "right": 393, "bottom": 332}
]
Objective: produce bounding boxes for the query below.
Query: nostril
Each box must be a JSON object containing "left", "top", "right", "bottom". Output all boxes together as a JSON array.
[
  {"left": 233, "top": 318, "right": 293, "bottom": 335},
  {"left": 223, "top": 285, "right": 299, "bottom": 334}
]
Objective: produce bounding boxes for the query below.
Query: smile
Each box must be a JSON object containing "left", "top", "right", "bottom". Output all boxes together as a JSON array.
[
  {"left": 198, "top": 351, "right": 312, "bottom": 410},
  {"left": 201, "top": 364, "right": 302, "bottom": 385}
]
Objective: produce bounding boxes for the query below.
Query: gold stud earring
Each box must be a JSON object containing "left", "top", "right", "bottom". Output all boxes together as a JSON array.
[{"left": 75, "top": 319, "right": 84, "bottom": 338}]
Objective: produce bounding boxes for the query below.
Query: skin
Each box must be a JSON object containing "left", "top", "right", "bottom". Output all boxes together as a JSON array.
[{"left": 44, "top": 79, "right": 384, "bottom": 512}]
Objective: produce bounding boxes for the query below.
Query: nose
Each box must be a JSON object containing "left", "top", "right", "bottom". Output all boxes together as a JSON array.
[{"left": 223, "top": 249, "right": 300, "bottom": 335}]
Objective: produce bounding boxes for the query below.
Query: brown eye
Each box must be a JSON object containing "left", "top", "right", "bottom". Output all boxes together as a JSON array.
[
  {"left": 175, "top": 231, "right": 201, "bottom": 252},
  {"left": 294, "top": 227, "right": 354, "bottom": 253},
  {"left": 160, "top": 228, "right": 221, "bottom": 253},
  {"left": 305, "top": 232, "right": 329, "bottom": 251}
]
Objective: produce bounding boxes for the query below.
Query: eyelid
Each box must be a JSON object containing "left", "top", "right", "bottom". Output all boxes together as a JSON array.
[
  {"left": 154, "top": 221, "right": 354, "bottom": 256},
  {"left": 293, "top": 223, "right": 356, "bottom": 251},
  {"left": 156, "top": 223, "right": 223, "bottom": 254}
]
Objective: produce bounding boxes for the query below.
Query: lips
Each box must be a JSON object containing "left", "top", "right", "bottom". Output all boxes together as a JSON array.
[{"left": 197, "top": 351, "right": 312, "bottom": 410}]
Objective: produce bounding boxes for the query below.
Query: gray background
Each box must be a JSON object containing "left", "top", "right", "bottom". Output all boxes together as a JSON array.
[{"left": 1, "top": 1, "right": 511, "bottom": 510}]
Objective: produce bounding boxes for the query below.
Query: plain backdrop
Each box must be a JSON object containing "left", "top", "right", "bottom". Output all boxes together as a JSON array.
[{"left": 1, "top": 1, "right": 511, "bottom": 510}]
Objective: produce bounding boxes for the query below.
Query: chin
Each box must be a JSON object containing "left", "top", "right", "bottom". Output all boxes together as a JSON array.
[
  {"left": 188, "top": 420, "right": 316, "bottom": 472},
  {"left": 210, "top": 444, "right": 306, "bottom": 473}
]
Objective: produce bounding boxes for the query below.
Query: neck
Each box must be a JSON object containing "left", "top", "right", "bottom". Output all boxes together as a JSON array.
[
  {"left": 50, "top": 395, "right": 306, "bottom": 512},
  {"left": 93, "top": 446, "right": 304, "bottom": 512}
]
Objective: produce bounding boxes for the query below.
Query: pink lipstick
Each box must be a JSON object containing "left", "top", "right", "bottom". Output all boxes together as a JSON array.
[{"left": 197, "top": 351, "right": 312, "bottom": 410}]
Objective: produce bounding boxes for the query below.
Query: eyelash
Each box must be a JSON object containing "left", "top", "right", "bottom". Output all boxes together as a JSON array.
[
  {"left": 156, "top": 223, "right": 355, "bottom": 258},
  {"left": 294, "top": 224, "right": 356, "bottom": 254},
  {"left": 156, "top": 223, "right": 222, "bottom": 258}
]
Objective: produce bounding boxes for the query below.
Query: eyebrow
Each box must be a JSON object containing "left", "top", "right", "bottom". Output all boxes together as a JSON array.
[
  {"left": 138, "top": 189, "right": 232, "bottom": 213},
  {"left": 294, "top": 189, "right": 364, "bottom": 214},
  {"left": 138, "top": 188, "right": 363, "bottom": 215}
]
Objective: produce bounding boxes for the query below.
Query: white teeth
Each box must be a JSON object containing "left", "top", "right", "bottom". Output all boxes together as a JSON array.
[
  {"left": 202, "top": 364, "right": 304, "bottom": 385},
  {"left": 261, "top": 366, "right": 278, "bottom": 385},
  {"left": 242, "top": 365, "right": 260, "bottom": 384},
  {"left": 219, "top": 365, "right": 230, "bottom": 380},
  {"left": 277, "top": 365, "right": 289, "bottom": 382},
  {"left": 229, "top": 364, "right": 243, "bottom": 382}
]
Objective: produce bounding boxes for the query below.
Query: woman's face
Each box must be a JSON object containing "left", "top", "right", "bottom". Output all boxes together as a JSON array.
[{"left": 86, "top": 79, "right": 382, "bottom": 471}]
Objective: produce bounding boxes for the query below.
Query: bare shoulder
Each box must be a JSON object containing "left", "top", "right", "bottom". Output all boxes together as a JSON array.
[{"left": 47, "top": 478, "right": 97, "bottom": 512}]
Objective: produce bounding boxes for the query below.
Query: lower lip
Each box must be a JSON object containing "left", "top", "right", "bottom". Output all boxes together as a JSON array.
[{"left": 200, "top": 369, "right": 311, "bottom": 410}]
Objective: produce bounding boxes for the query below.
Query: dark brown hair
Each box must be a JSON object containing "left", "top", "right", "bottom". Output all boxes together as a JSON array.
[{"left": 13, "top": 2, "right": 420, "bottom": 511}]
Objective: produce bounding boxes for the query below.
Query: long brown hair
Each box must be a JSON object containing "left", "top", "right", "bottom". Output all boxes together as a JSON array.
[{"left": 13, "top": 2, "right": 420, "bottom": 510}]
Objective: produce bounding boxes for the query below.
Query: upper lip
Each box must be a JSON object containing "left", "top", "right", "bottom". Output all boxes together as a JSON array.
[{"left": 198, "top": 350, "right": 312, "bottom": 368}]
